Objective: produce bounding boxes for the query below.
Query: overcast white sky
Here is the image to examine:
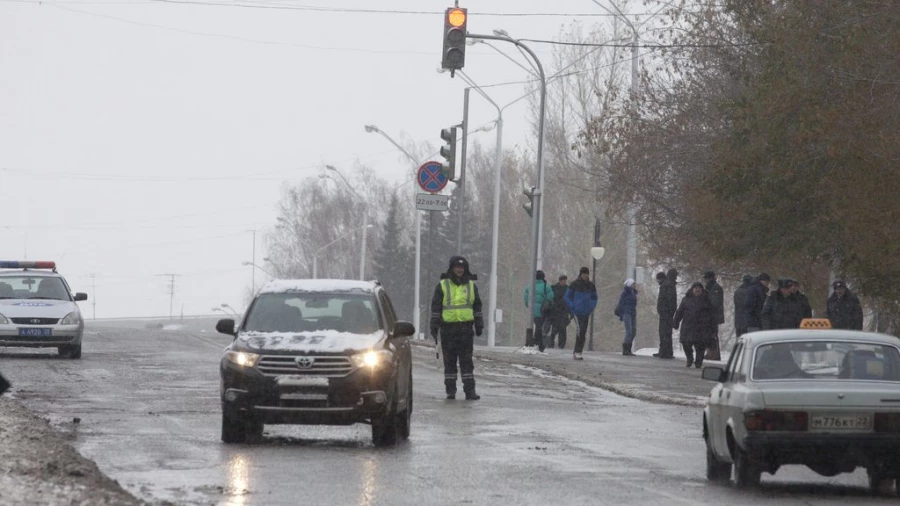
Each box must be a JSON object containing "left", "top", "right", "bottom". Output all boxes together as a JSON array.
[{"left": 0, "top": 0, "right": 626, "bottom": 318}]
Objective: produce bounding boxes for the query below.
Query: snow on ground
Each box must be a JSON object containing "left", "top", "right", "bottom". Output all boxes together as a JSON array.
[
  {"left": 634, "top": 347, "right": 730, "bottom": 364},
  {"left": 0, "top": 397, "right": 143, "bottom": 506}
]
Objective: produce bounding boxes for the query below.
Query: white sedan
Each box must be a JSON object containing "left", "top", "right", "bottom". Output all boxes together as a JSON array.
[{"left": 702, "top": 327, "right": 900, "bottom": 494}]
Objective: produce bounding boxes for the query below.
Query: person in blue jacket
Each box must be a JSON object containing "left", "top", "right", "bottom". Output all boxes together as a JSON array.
[
  {"left": 523, "top": 270, "right": 554, "bottom": 351},
  {"left": 615, "top": 278, "right": 638, "bottom": 356},
  {"left": 564, "top": 266, "right": 598, "bottom": 360}
]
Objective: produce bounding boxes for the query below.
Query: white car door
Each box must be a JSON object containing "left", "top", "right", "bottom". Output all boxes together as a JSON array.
[{"left": 710, "top": 341, "right": 745, "bottom": 459}]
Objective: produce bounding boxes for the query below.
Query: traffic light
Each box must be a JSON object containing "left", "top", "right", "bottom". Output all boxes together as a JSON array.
[
  {"left": 440, "top": 126, "right": 457, "bottom": 180},
  {"left": 441, "top": 7, "right": 468, "bottom": 74},
  {"left": 523, "top": 185, "right": 536, "bottom": 217}
]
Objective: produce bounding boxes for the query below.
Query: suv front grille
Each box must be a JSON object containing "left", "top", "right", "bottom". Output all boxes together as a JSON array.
[
  {"left": 11, "top": 317, "right": 60, "bottom": 325},
  {"left": 257, "top": 355, "right": 353, "bottom": 377}
]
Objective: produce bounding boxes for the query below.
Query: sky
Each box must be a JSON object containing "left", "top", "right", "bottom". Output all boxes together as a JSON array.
[{"left": 0, "top": 0, "right": 627, "bottom": 318}]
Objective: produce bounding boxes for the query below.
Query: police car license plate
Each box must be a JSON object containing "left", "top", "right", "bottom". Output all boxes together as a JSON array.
[{"left": 18, "top": 328, "right": 52, "bottom": 337}]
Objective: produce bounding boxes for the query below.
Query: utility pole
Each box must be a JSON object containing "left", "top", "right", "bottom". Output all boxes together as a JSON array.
[{"left": 157, "top": 274, "right": 180, "bottom": 319}]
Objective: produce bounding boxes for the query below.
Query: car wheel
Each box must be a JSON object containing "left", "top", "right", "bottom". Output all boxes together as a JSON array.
[
  {"left": 246, "top": 416, "right": 264, "bottom": 442},
  {"left": 733, "top": 445, "right": 761, "bottom": 488},
  {"left": 221, "top": 409, "right": 249, "bottom": 444},
  {"left": 706, "top": 436, "right": 730, "bottom": 483},
  {"left": 867, "top": 470, "right": 898, "bottom": 496},
  {"left": 57, "top": 345, "right": 82, "bottom": 359},
  {"left": 397, "top": 380, "right": 412, "bottom": 441},
  {"left": 372, "top": 383, "right": 399, "bottom": 447}
]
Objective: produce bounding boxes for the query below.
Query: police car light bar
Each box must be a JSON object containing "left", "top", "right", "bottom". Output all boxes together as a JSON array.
[{"left": 0, "top": 261, "right": 57, "bottom": 270}]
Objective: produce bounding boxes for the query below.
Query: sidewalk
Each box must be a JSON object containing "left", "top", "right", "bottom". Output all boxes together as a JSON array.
[{"left": 416, "top": 341, "right": 725, "bottom": 408}]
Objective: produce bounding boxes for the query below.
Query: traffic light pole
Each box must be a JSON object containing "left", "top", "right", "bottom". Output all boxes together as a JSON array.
[
  {"left": 456, "top": 88, "right": 469, "bottom": 253},
  {"left": 468, "top": 32, "right": 546, "bottom": 348}
]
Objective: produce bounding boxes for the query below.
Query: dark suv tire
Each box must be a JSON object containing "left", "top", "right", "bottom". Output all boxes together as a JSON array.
[
  {"left": 372, "top": 381, "right": 401, "bottom": 447},
  {"left": 222, "top": 409, "right": 250, "bottom": 444}
]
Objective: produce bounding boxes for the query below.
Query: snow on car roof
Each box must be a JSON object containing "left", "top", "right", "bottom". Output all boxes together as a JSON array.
[
  {"left": 743, "top": 329, "right": 899, "bottom": 346},
  {"left": 259, "top": 279, "right": 377, "bottom": 295}
]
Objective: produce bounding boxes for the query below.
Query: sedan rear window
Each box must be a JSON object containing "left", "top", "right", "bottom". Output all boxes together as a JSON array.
[
  {"left": 753, "top": 341, "right": 900, "bottom": 381},
  {"left": 243, "top": 293, "right": 380, "bottom": 334}
]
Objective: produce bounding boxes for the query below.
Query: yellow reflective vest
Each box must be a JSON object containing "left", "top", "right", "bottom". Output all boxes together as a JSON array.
[{"left": 440, "top": 279, "right": 475, "bottom": 323}]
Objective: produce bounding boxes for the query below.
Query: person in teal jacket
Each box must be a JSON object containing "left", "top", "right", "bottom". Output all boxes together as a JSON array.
[{"left": 523, "top": 270, "right": 554, "bottom": 351}]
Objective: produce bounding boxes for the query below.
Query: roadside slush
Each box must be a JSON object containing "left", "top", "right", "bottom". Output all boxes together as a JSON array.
[
  {"left": 414, "top": 340, "right": 718, "bottom": 408},
  {"left": 0, "top": 395, "right": 146, "bottom": 506}
]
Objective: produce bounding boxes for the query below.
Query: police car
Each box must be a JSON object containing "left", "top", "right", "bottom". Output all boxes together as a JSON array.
[{"left": 0, "top": 261, "right": 88, "bottom": 359}]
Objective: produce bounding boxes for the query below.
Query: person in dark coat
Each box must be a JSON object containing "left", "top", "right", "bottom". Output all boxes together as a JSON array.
[
  {"left": 653, "top": 268, "right": 678, "bottom": 359},
  {"left": 761, "top": 278, "right": 806, "bottom": 330},
  {"left": 673, "top": 281, "right": 716, "bottom": 368},
  {"left": 733, "top": 275, "right": 755, "bottom": 337},
  {"left": 747, "top": 272, "right": 771, "bottom": 332},
  {"left": 615, "top": 279, "right": 638, "bottom": 356},
  {"left": 565, "top": 267, "right": 598, "bottom": 360},
  {"left": 826, "top": 280, "right": 864, "bottom": 330},
  {"left": 703, "top": 271, "right": 725, "bottom": 360},
  {"left": 790, "top": 279, "right": 813, "bottom": 320},
  {"left": 430, "top": 256, "right": 484, "bottom": 400},
  {"left": 548, "top": 275, "right": 570, "bottom": 349}
]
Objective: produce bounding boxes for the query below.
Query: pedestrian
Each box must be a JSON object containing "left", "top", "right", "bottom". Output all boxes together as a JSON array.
[
  {"left": 790, "top": 279, "right": 813, "bottom": 320},
  {"left": 614, "top": 278, "right": 638, "bottom": 356},
  {"left": 564, "top": 266, "right": 598, "bottom": 360},
  {"left": 430, "top": 256, "right": 484, "bottom": 401},
  {"left": 761, "top": 278, "right": 806, "bottom": 330},
  {"left": 672, "top": 281, "right": 717, "bottom": 368},
  {"left": 523, "top": 270, "right": 554, "bottom": 352},
  {"left": 826, "top": 280, "right": 863, "bottom": 330},
  {"left": 548, "top": 274, "right": 570, "bottom": 349},
  {"left": 0, "top": 370, "right": 9, "bottom": 396},
  {"left": 733, "top": 275, "right": 755, "bottom": 337},
  {"left": 653, "top": 269, "right": 678, "bottom": 359},
  {"left": 748, "top": 272, "right": 771, "bottom": 332},
  {"left": 703, "top": 271, "right": 725, "bottom": 361}
]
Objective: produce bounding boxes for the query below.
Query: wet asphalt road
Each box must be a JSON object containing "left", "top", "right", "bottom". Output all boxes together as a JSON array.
[{"left": 0, "top": 319, "right": 895, "bottom": 506}]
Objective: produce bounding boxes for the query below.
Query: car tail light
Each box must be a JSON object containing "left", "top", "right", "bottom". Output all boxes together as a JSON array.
[
  {"left": 874, "top": 413, "right": 900, "bottom": 433},
  {"left": 744, "top": 410, "right": 808, "bottom": 431}
]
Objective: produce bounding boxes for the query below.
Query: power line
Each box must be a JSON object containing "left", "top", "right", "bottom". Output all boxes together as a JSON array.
[
  {"left": 157, "top": 273, "right": 181, "bottom": 319},
  {"left": 520, "top": 38, "right": 767, "bottom": 49}
]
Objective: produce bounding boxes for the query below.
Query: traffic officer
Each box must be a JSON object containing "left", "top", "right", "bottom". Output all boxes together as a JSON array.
[{"left": 430, "top": 256, "right": 484, "bottom": 401}]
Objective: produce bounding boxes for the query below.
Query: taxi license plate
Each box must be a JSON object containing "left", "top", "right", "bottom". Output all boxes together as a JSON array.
[
  {"left": 810, "top": 414, "right": 872, "bottom": 430},
  {"left": 18, "top": 328, "right": 52, "bottom": 337}
]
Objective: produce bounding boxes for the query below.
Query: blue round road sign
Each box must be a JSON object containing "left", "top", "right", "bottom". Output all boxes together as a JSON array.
[{"left": 417, "top": 161, "right": 449, "bottom": 193}]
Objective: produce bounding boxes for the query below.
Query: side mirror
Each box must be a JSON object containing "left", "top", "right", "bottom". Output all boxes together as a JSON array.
[
  {"left": 216, "top": 318, "right": 236, "bottom": 336},
  {"left": 701, "top": 366, "right": 726, "bottom": 382},
  {"left": 74, "top": 293, "right": 88, "bottom": 302},
  {"left": 393, "top": 321, "right": 415, "bottom": 338}
]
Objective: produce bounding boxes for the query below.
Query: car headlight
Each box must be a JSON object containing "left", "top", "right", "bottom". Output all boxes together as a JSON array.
[
  {"left": 351, "top": 350, "right": 392, "bottom": 369},
  {"left": 224, "top": 350, "right": 260, "bottom": 368},
  {"left": 60, "top": 311, "right": 82, "bottom": 325},
  {"left": 0, "top": 313, "right": 7, "bottom": 325}
]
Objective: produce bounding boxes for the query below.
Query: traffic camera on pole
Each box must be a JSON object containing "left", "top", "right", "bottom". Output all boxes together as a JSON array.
[
  {"left": 441, "top": 7, "right": 468, "bottom": 76},
  {"left": 439, "top": 126, "right": 458, "bottom": 180}
]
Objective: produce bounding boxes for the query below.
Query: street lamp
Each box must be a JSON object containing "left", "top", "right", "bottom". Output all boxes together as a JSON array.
[
  {"left": 465, "top": 29, "right": 547, "bottom": 348},
  {"left": 312, "top": 223, "right": 374, "bottom": 279},
  {"left": 242, "top": 261, "right": 273, "bottom": 278},
  {"left": 324, "top": 165, "right": 369, "bottom": 281},
  {"left": 217, "top": 303, "right": 240, "bottom": 316}
]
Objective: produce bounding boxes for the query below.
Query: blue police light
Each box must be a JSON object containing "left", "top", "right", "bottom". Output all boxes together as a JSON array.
[{"left": 0, "top": 261, "right": 57, "bottom": 269}]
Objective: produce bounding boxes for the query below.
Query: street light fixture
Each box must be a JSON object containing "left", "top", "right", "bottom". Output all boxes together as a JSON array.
[
  {"left": 313, "top": 223, "right": 374, "bottom": 279},
  {"left": 242, "top": 261, "right": 273, "bottom": 278},
  {"left": 324, "top": 165, "right": 369, "bottom": 281}
]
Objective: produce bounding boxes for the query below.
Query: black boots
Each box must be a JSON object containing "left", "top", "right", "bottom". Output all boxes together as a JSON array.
[
  {"left": 622, "top": 344, "right": 635, "bottom": 356},
  {"left": 465, "top": 391, "right": 481, "bottom": 401},
  {"left": 446, "top": 392, "right": 456, "bottom": 400}
]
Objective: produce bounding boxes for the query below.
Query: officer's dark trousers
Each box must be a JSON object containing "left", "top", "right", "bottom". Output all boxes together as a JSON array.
[
  {"left": 658, "top": 313, "right": 674, "bottom": 357},
  {"left": 441, "top": 323, "right": 476, "bottom": 395}
]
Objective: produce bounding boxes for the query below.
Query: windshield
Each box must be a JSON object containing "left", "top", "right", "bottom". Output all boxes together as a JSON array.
[
  {"left": 752, "top": 341, "right": 900, "bottom": 382},
  {"left": 243, "top": 292, "right": 380, "bottom": 334},
  {"left": 0, "top": 276, "right": 71, "bottom": 301}
]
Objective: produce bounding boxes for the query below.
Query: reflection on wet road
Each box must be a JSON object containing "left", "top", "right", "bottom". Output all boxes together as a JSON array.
[{"left": 0, "top": 319, "right": 895, "bottom": 505}]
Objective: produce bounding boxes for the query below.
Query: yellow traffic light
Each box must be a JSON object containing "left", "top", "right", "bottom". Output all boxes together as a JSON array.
[{"left": 447, "top": 8, "right": 466, "bottom": 28}]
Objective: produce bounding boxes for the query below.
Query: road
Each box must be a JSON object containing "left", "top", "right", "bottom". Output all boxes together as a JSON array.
[{"left": 0, "top": 319, "right": 893, "bottom": 505}]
